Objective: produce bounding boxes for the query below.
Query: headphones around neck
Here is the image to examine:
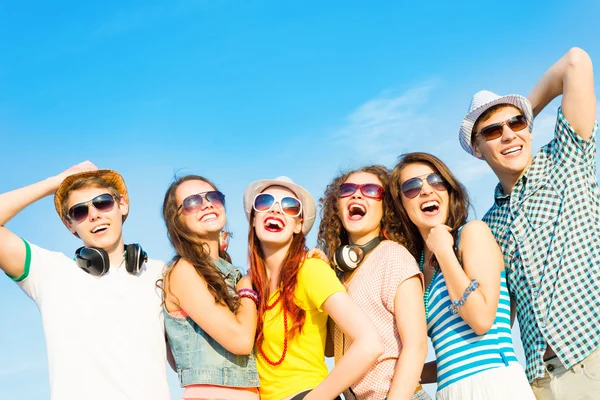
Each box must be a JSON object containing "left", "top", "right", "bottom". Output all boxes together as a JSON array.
[
  {"left": 334, "top": 237, "right": 382, "bottom": 272},
  {"left": 75, "top": 243, "right": 148, "bottom": 277}
]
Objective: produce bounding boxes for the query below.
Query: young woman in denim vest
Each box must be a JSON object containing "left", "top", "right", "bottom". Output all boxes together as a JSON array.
[
  {"left": 317, "top": 165, "right": 430, "bottom": 400},
  {"left": 161, "top": 175, "right": 260, "bottom": 400},
  {"left": 243, "top": 176, "right": 383, "bottom": 400},
  {"left": 389, "top": 153, "right": 533, "bottom": 399}
]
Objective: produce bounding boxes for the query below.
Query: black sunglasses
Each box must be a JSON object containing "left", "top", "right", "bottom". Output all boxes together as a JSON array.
[
  {"left": 67, "top": 193, "right": 118, "bottom": 223},
  {"left": 400, "top": 173, "right": 448, "bottom": 199},
  {"left": 178, "top": 191, "right": 225, "bottom": 215}
]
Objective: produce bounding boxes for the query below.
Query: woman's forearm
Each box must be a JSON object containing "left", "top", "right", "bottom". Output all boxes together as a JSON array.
[
  {"left": 307, "top": 334, "right": 383, "bottom": 400},
  {"left": 435, "top": 247, "right": 497, "bottom": 335},
  {"left": 387, "top": 339, "right": 428, "bottom": 399}
]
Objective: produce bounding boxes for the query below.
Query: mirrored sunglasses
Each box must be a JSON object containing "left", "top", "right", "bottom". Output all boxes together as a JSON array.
[
  {"left": 253, "top": 193, "right": 302, "bottom": 217},
  {"left": 400, "top": 173, "right": 448, "bottom": 199},
  {"left": 178, "top": 191, "right": 225, "bottom": 215}
]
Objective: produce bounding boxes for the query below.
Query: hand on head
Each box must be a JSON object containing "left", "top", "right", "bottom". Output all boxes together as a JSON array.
[{"left": 54, "top": 161, "right": 99, "bottom": 190}]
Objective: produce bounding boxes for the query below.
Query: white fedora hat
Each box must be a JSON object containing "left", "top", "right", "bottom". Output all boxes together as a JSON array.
[
  {"left": 459, "top": 90, "right": 534, "bottom": 156},
  {"left": 243, "top": 176, "right": 316, "bottom": 236}
]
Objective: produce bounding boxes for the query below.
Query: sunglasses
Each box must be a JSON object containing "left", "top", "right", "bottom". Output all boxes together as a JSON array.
[
  {"left": 68, "top": 193, "right": 118, "bottom": 223},
  {"left": 338, "top": 183, "right": 385, "bottom": 201},
  {"left": 477, "top": 115, "right": 528, "bottom": 141},
  {"left": 178, "top": 191, "right": 225, "bottom": 215},
  {"left": 400, "top": 173, "right": 448, "bottom": 199},
  {"left": 253, "top": 193, "right": 303, "bottom": 217}
]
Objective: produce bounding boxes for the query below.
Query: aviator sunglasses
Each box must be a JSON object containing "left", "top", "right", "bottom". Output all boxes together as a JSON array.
[
  {"left": 67, "top": 193, "right": 118, "bottom": 223},
  {"left": 178, "top": 191, "right": 225, "bottom": 215},
  {"left": 253, "top": 193, "right": 303, "bottom": 217},
  {"left": 400, "top": 173, "right": 448, "bottom": 199},
  {"left": 338, "top": 183, "right": 385, "bottom": 201},
  {"left": 477, "top": 115, "right": 528, "bottom": 141}
]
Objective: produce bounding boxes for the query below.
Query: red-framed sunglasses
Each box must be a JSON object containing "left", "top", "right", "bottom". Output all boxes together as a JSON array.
[{"left": 338, "top": 183, "right": 385, "bottom": 201}]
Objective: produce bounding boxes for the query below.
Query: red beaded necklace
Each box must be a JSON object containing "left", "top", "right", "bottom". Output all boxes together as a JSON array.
[{"left": 257, "top": 294, "right": 288, "bottom": 366}]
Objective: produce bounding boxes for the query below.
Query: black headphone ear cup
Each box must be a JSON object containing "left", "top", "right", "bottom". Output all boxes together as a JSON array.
[
  {"left": 125, "top": 244, "right": 147, "bottom": 275},
  {"left": 334, "top": 237, "right": 381, "bottom": 273},
  {"left": 75, "top": 246, "right": 110, "bottom": 276},
  {"left": 334, "top": 245, "right": 362, "bottom": 272}
]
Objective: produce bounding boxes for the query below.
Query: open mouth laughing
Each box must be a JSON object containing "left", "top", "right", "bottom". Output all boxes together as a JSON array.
[
  {"left": 264, "top": 216, "right": 285, "bottom": 232},
  {"left": 420, "top": 200, "right": 440, "bottom": 215},
  {"left": 348, "top": 202, "right": 366, "bottom": 221}
]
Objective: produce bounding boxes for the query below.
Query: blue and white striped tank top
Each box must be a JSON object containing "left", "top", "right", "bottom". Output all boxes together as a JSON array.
[{"left": 426, "top": 262, "right": 519, "bottom": 390}]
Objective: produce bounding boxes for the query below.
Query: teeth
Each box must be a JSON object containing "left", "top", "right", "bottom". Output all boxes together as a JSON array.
[
  {"left": 502, "top": 146, "right": 522, "bottom": 155},
  {"left": 267, "top": 219, "right": 283, "bottom": 228},
  {"left": 201, "top": 213, "right": 217, "bottom": 222},
  {"left": 349, "top": 204, "right": 366, "bottom": 213},
  {"left": 92, "top": 224, "right": 109, "bottom": 233},
  {"left": 421, "top": 201, "right": 439, "bottom": 211}
]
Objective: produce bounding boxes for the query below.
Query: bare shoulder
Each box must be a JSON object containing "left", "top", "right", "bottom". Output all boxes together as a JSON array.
[
  {"left": 459, "top": 221, "right": 503, "bottom": 272},
  {"left": 461, "top": 220, "right": 491, "bottom": 237},
  {"left": 169, "top": 258, "right": 204, "bottom": 283},
  {"left": 459, "top": 220, "right": 497, "bottom": 251}
]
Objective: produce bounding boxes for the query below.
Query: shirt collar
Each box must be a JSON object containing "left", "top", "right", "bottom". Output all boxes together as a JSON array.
[{"left": 493, "top": 182, "right": 510, "bottom": 206}]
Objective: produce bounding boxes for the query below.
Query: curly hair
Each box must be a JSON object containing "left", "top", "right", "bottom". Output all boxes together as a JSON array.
[
  {"left": 160, "top": 175, "right": 240, "bottom": 313},
  {"left": 317, "top": 165, "right": 407, "bottom": 265},
  {"left": 389, "top": 152, "right": 471, "bottom": 268}
]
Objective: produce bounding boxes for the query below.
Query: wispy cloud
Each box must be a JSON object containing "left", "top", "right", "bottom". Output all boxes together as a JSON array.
[
  {"left": 331, "top": 80, "right": 440, "bottom": 164},
  {"left": 450, "top": 157, "right": 493, "bottom": 184}
]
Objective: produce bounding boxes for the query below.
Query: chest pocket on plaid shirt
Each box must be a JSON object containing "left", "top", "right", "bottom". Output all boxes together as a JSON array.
[{"left": 522, "top": 185, "right": 562, "bottom": 230}]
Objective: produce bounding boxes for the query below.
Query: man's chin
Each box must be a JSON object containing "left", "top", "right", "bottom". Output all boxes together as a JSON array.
[{"left": 82, "top": 235, "right": 120, "bottom": 251}]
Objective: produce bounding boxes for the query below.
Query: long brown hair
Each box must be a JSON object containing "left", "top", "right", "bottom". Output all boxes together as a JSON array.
[
  {"left": 317, "top": 165, "right": 407, "bottom": 264},
  {"left": 389, "top": 152, "right": 470, "bottom": 266},
  {"left": 161, "top": 175, "right": 240, "bottom": 312},
  {"left": 248, "top": 209, "right": 307, "bottom": 345}
]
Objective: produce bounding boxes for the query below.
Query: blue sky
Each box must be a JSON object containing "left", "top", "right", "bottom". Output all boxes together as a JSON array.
[{"left": 1, "top": 1, "right": 599, "bottom": 398}]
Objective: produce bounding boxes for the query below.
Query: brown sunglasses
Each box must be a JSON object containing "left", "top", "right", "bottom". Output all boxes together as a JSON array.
[{"left": 477, "top": 115, "right": 528, "bottom": 141}]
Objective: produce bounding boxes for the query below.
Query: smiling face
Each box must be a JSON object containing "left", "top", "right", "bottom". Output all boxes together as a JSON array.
[
  {"left": 337, "top": 172, "right": 384, "bottom": 244},
  {"left": 399, "top": 163, "right": 449, "bottom": 235},
  {"left": 472, "top": 105, "right": 533, "bottom": 189},
  {"left": 66, "top": 186, "right": 128, "bottom": 252},
  {"left": 253, "top": 186, "right": 303, "bottom": 251},
  {"left": 175, "top": 179, "right": 226, "bottom": 238}
]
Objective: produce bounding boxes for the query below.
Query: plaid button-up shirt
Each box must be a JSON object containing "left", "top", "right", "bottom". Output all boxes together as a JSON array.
[{"left": 482, "top": 107, "right": 600, "bottom": 382}]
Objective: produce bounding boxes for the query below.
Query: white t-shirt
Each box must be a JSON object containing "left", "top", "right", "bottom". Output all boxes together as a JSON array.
[{"left": 16, "top": 240, "right": 170, "bottom": 400}]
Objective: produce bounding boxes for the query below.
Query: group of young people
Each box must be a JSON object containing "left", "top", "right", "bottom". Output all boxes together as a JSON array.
[{"left": 0, "top": 48, "right": 598, "bottom": 400}]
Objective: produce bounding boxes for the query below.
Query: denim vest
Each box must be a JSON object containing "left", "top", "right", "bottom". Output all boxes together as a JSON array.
[{"left": 164, "top": 258, "right": 260, "bottom": 387}]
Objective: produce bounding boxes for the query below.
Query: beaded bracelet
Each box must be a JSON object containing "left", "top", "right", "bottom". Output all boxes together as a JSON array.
[
  {"left": 238, "top": 288, "right": 259, "bottom": 299},
  {"left": 449, "top": 279, "right": 479, "bottom": 315},
  {"left": 237, "top": 288, "right": 259, "bottom": 308},
  {"left": 239, "top": 293, "right": 259, "bottom": 308}
]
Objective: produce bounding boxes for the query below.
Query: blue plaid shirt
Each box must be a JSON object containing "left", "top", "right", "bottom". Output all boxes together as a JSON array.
[{"left": 482, "top": 107, "right": 600, "bottom": 382}]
